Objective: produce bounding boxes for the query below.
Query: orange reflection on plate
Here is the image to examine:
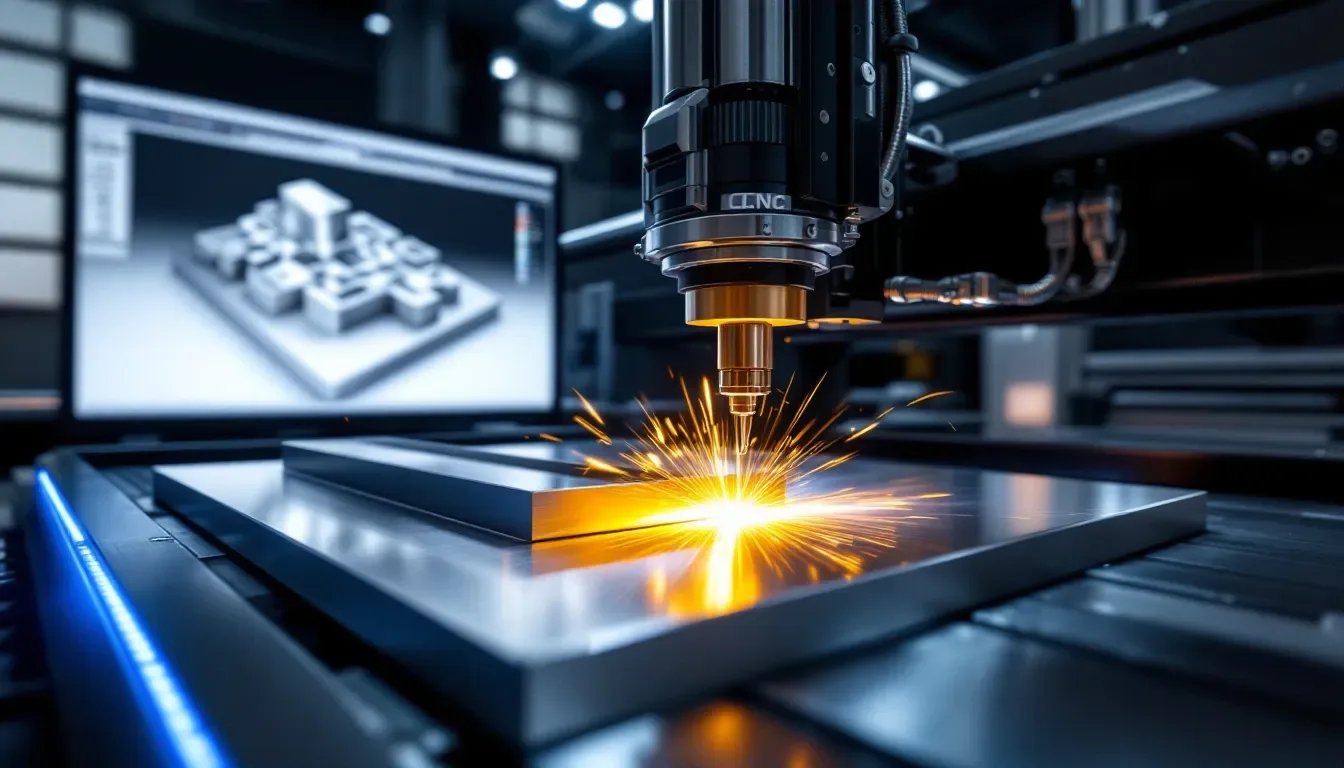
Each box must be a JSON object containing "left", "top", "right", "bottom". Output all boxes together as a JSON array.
[{"left": 532, "top": 488, "right": 953, "bottom": 619}]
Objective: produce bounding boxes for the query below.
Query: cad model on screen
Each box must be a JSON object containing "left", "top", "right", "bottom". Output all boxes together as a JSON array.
[{"left": 175, "top": 178, "right": 508, "bottom": 399}]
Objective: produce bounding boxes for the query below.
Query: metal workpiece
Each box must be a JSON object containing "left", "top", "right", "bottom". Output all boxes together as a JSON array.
[
  {"left": 153, "top": 453, "right": 1203, "bottom": 745},
  {"left": 370, "top": 437, "right": 639, "bottom": 476},
  {"left": 281, "top": 438, "right": 721, "bottom": 541}
]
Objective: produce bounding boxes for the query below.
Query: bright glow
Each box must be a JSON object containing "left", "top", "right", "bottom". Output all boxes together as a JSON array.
[
  {"left": 557, "top": 0, "right": 588, "bottom": 8},
  {"left": 490, "top": 55, "right": 519, "bottom": 81},
  {"left": 604, "top": 89, "right": 625, "bottom": 111},
  {"left": 1004, "top": 381, "right": 1055, "bottom": 427},
  {"left": 913, "top": 79, "right": 942, "bottom": 102},
  {"left": 632, "top": 0, "right": 654, "bottom": 23},
  {"left": 592, "top": 2, "right": 627, "bottom": 28},
  {"left": 363, "top": 12, "right": 391, "bottom": 36},
  {"left": 37, "top": 470, "right": 85, "bottom": 544},
  {"left": 36, "top": 471, "right": 229, "bottom": 768},
  {"left": 547, "top": 377, "right": 960, "bottom": 618}
]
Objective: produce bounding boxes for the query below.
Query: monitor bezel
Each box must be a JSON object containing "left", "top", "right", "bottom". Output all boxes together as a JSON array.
[{"left": 59, "top": 64, "right": 566, "bottom": 442}]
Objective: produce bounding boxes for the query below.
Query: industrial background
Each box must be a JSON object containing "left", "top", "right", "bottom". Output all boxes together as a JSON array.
[{"left": 3, "top": 0, "right": 1344, "bottom": 765}]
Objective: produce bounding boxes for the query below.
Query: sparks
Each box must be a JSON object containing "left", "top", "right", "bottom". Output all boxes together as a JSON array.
[
  {"left": 538, "top": 433, "right": 562, "bottom": 443},
  {"left": 570, "top": 373, "right": 926, "bottom": 514},
  {"left": 556, "top": 374, "right": 958, "bottom": 618},
  {"left": 573, "top": 389, "right": 604, "bottom": 426},
  {"left": 582, "top": 456, "right": 628, "bottom": 476},
  {"left": 906, "top": 390, "right": 954, "bottom": 407},
  {"left": 573, "top": 415, "right": 612, "bottom": 445}
]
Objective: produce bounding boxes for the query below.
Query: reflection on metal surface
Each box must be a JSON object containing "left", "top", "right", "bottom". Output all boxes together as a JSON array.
[
  {"left": 534, "top": 700, "right": 889, "bottom": 768},
  {"left": 154, "top": 455, "right": 1204, "bottom": 743},
  {"left": 284, "top": 438, "right": 786, "bottom": 541},
  {"left": 570, "top": 374, "right": 897, "bottom": 509},
  {"left": 535, "top": 488, "right": 952, "bottom": 618}
]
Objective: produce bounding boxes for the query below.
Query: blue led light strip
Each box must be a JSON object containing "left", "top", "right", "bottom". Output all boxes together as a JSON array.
[{"left": 37, "top": 470, "right": 230, "bottom": 768}]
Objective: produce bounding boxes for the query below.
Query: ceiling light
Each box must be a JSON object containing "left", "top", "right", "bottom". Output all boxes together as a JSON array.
[
  {"left": 490, "top": 54, "right": 520, "bottom": 81},
  {"left": 632, "top": 0, "right": 654, "bottom": 22},
  {"left": 913, "top": 79, "right": 942, "bottom": 102},
  {"left": 363, "top": 12, "right": 391, "bottom": 36},
  {"left": 592, "top": 1, "right": 627, "bottom": 28},
  {"left": 556, "top": 0, "right": 588, "bottom": 9},
  {"left": 605, "top": 90, "right": 626, "bottom": 111}
]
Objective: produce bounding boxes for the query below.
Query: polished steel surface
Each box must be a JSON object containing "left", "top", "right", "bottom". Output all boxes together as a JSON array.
[
  {"left": 714, "top": 0, "right": 792, "bottom": 87},
  {"left": 660, "top": 0, "right": 705, "bottom": 100},
  {"left": 533, "top": 700, "right": 887, "bottom": 768},
  {"left": 283, "top": 438, "right": 717, "bottom": 541},
  {"left": 760, "top": 622, "right": 1341, "bottom": 767},
  {"left": 644, "top": 214, "right": 844, "bottom": 263},
  {"left": 376, "top": 437, "right": 635, "bottom": 475},
  {"left": 154, "top": 452, "right": 1202, "bottom": 745}
]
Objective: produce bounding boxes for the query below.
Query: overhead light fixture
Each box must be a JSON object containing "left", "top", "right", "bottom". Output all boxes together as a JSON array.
[
  {"left": 490, "top": 54, "right": 520, "bottom": 81},
  {"left": 913, "top": 79, "right": 942, "bottom": 102},
  {"left": 556, "top": 0, "right": 588, "bottom": 9},
  {"left": 605, "top": 90, "right": 626, "bottom": 111},
  {"left": 363, "top": 12, "right": 391, "bottom": 36},
  {"left": 592, "top": 1, "right": 627, "bottom": 28},
  {"left": 632, "top": 0, "right": 654, "bottom": 22}
]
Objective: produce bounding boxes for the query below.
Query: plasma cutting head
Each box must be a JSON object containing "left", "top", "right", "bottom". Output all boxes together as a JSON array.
[{"left": 638, "top": 0, "right": 895, "bottom": 408}]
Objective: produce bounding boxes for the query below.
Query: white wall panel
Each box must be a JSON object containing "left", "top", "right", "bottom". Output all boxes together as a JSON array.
[
  {"left": 0, "top": 49, "right": 63, "bottom": 115},
  {"left": 0, "top": 182, "right": 61, "bottom": 242},
  {"left": 70, "top": 4, "right": 132, "bottom": 69},
  {"left": 0, "top": 115, "right": 61, "bottom": 180},
  {"left": 0, "top": 0, "right": 61, "bottom": 49},
  {"left": 0, "top": 247, "right": 60, "bottom": 307}
]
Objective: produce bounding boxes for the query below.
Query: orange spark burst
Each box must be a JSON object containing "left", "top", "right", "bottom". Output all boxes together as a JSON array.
[
  {"left": 572, "top": 372, "right": 917, "bottom": 511},
  {"left": 538, "top": 433, "right": 562, "bottom": 442},
  {"left": 557, "top": 374, "right": 958, "bottom": 618}
]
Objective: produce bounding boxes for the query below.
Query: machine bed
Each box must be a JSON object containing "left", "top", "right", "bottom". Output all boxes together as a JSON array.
[{"left": 11, "top": 435, "right": 1344, "bottom": 766}]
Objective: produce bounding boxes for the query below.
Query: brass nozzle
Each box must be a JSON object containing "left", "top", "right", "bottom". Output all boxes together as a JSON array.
[
  {"left": 682, "top": 283, "right": 805, "bottom": 452},
  {"left": 718, "top": 322, "right": 772, "bottom": 412}
]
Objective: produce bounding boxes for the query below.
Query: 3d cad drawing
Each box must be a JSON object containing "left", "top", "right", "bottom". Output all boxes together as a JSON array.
[{"left": 175, "top": 179, "right": 502, "bottom": 399}]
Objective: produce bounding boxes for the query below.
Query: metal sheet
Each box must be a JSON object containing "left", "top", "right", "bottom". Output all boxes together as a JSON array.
[
  {"left": 975, "top": 581, "right": 1344, "bottom": 719},
  {"left": 1150, "top": 542, "right": 1344, "bottom": 592},
  {"left": 371, "top": 436, "right": 636, "bottom": 476},
  {"left": 759, "top": 622, "right": 1342, "bottom": 767},
  {"left": 153, "top": 455, "right": 1203, "bottom": 746},
  {"left": 282, "top": 438, "right": 769, "bottom": 541},
  {"left": 531, "top": 700, "right": 889, "bottom": 768},
  {"left": 1089, "top": 558, "right": 1344, "bottom": 621}
]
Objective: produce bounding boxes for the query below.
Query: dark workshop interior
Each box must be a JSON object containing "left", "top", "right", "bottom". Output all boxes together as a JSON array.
[{"left": 3, "top": 0, "right": 1344, "bottom": 765}]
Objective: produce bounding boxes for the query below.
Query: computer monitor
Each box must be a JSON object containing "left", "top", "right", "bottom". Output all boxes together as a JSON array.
[{"left": 67, "top": 74, "right": 559, "bottom": 422}]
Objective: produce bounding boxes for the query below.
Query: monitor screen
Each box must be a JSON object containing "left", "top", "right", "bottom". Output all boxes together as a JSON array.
[{"left": 69, "top": 76, "right": 558, "bottom": 420}]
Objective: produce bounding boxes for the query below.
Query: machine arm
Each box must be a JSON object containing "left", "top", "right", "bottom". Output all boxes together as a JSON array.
[{"left": 639, "top": 0, "right": 917, "bottom": 449}]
